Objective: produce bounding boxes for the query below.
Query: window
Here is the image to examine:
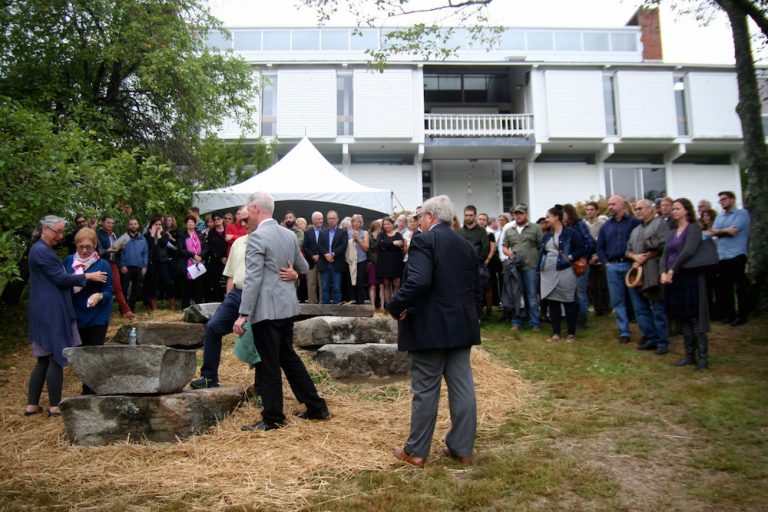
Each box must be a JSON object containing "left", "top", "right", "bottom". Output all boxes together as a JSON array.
[
  {"left": 604, "top": 167, "right": 666, "bottom": 202},
  {"left": 603, "top": 74, "right": 618, "bottom": 136},
  {"left": 499, "top": 30, "right": 525, "bottom": 50},
  {"left": 322, "top": 30, "right": 349, "bottom": 50},
  {"left": 263, "top": 30, "right": 290, "bottom": 50},
  {"left": 527, "top": 31, "right": 554, "bottom": 51},
  {"left": 292, "top": 30, "right": 319, "bottom": 50},
  {"left": 583, "top": 32, "right": 609, "bottom": 51},
  {"left": 424, "top": 73, "right": 510, "bottom": 104},
  {"left": 337, "top": 72, "right": 354, "bottom": 136},
  {"left": 235, "top": 31, "right": 261, "bottom": 51},
  {"left": 260, "top": 73, "right": 277, "bottom": 136},
  {"left": 610, "top": 32, "right": 637, "bottom": 51},
  {"left": 501, "top": 169, "right": 514, "bottom": 213},
  {"left": 350, "top": 29, "right": 379, "bottom": 50},
  {"left": 674, "top": 76, "right": 689, "bottom": 136},
  {"left": 422, "top": 169, "right": 432, "bottom": 201},
  {"left": 555, "top": 31, "right": 582, "bottom": 51},
  {"left": 205, "top": 31, "right": 230, "bottom": 50}
]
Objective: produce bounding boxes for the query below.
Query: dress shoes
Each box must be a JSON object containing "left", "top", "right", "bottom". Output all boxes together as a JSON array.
[
  {"left": 295, "top": 408, "right": 330, "bottom": 420},
  {"left": 241, "top": 421, "right": 282, "bottom": 432},
  {"left": 618, "top": 336, "right": 631, "bottom": 344},
  {"left": 655, "top": 345, "right": 669, "bottom": 355},
  {"left": 393, "top": 446, "right": 426, "bottom": 467},
  {"left": 442, "top": 446, "right": 473, "bottom": 465},
  {"left": 637, "top": 342, "right": 657, "bottom": 351}
]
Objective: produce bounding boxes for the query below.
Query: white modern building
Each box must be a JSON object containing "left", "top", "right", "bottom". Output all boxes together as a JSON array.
[{"left": 211, "top": 8, "right": 744, "bottom": 218}]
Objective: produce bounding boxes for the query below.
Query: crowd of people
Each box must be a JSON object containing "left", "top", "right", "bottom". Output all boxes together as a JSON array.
[{"left": 23, "top": 190, "right": 751, "bottom": 437}]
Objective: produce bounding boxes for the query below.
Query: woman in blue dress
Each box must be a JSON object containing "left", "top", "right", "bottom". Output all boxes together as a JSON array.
[{"left": 25, "top": 216, "right": 107, "bottom": 417}]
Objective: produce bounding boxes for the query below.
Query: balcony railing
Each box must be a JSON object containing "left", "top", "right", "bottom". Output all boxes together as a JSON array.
[{"left": 425, "top": 113, "right": 534, "bottom": 137}]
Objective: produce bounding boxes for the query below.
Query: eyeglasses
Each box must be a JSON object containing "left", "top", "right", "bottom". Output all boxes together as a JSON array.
[
  {"left": 76, "top": 244, "right": 94, "bottom": 250},
  {"left": 46, "top": 226, "right": 65, "bottom": 236}
]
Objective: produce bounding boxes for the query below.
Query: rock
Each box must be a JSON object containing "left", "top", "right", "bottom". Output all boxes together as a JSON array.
[
  {"left": 297, "top": 304, "right": 374, "bottom": 319},
  {"left": 293, "top": 316, "right": 397, "bottom": 348},
  {"left": 59, "top": 387, "right": 245, "bottom": 446},
  {"left": 183, "top": 302, "right": 221, "bottom": 323},
  {"left": 112, "top": 322, "right": 204, "bottom": 348},
  {"left": 314, "top": 344, "right": 409, "bottom": 378},
  {"left": 63, "top": 345, "right": 196, "bottom": 395}
]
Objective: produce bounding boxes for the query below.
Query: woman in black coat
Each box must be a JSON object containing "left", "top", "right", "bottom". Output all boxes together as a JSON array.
[{"left": 177, "top": 215, "right": 209, "bottom": 309}]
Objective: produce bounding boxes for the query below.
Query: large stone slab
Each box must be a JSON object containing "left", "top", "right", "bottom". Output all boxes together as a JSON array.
[
  {"left": 112, "top": 322, "right": 204, "bottom": 348},
  {"left": 63, "top": 345, "right": 196, "bottom": 395},
  {"left": 293, "top": 316, "right": 397, "bottom": 348},
  {"left": 183, "top": 302, "right": 221, "bottom": 323},
  {"left": 314, "top": 343, "right": 409, "bottom": 378},
  {"left": 59, "top": 387, "right": 245, "bottom": 446}
]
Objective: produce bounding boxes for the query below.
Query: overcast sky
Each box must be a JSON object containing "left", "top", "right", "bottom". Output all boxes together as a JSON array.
[{"left": 207, "top": 0, "right": 738, "bottom": 65}]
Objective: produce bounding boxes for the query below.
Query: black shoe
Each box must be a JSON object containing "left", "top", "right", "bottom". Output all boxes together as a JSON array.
[
  {"left": 730, "top": 318, "right": 747, "bottom": 327},
  {"left": 190, "top": 377, "right": 219, "bottom": 389},
  {"left": 295, "top": 408, "right": 330, "bottom": 420},
  {"left": 241, "top": 421, "right": 282, "bottom": 431},
  {"left": 655, "top": 346, "right": 668, "bottom": 355},
  {"left": 637, "top": 342, "right": 657, "bottom": 351},
  {"left": 721, "top": 317, "right": 734, "bottom": 324},
  {"left": 618, "top": 336, "right": 631, "bottom": 344}
]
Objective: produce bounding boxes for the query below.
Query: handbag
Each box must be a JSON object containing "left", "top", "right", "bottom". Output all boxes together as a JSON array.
[
  {"left": 233, "top": 323, "right": 261, "bottom": 368},
  {"left": 682, "top": 237, "right": 719, "bottom": 270},
  {"left": 554, "top": 236, "right": 588, "bottom": 277}
]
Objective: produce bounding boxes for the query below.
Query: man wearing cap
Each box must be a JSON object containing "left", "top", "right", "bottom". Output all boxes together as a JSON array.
[
  {"left": 502, "top": 204, "right": 543, "bottom": 331},
  {"left": 597, "top": 195, "right": 641, "bottom": 344}
]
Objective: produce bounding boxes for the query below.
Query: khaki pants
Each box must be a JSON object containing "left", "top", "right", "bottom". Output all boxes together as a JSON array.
[{"left": 306, "top": 266, "right": 321, "bottom": 304}]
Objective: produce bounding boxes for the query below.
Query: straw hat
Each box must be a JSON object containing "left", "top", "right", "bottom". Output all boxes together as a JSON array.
[{"left": 625, "top": 265, "right": 643, "bottom": 288}]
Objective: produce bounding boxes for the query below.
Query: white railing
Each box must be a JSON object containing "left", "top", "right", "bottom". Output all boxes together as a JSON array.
[{"left": 425, "top": 113, "right": 534, "bottom": 137}]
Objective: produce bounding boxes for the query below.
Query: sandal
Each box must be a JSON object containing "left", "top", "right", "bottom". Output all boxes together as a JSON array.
[
  {"left": 566, "top": 335, "right": 576, "bottom": 344},
  {"left": 545, "top": 335, "right": 561, "bottom": 343},
  {"left": 24, "top": 406, "right": 43, "bottom": 417}
]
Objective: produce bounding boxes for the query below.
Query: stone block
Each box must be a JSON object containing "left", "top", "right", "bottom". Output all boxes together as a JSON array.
[
  {"left": 183, "top": 302, "right": 221, "bottom": 323},
  {"left": 112, "top": 322, "right": 204, "bottom": 348},
  {"left": 63, "top": 345, "right": 196, "bottom": 395},
  {"left": 59, "top": 387, "right": 245, "bottom": 446},
  {"left": 297, "top": 304, "right": 374, "bottom": 319},
  {"left": 293, "top": 316, "right": 397, "bottom": 348},
  {"left": 314, "top": 343, "right": 409, "bottom": 378}
]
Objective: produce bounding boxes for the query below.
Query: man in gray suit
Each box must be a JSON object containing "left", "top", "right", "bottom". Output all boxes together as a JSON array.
[
  {"left": 386, "top": 195, "right": 481, "bottom": 466},
  {"left": 234, "top": 191, "right": 329, "bottom": 431}
]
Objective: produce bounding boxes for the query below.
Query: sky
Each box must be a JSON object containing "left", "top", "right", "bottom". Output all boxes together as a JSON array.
[{"left": 207, "top": 0, "right": 738, "bottom": 65}]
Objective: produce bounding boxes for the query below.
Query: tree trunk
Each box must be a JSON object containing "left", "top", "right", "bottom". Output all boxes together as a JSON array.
[{"left": 716, "top": 0, "right": 768, "bottom": 310}]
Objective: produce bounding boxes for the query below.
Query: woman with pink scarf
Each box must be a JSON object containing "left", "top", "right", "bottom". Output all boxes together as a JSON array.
[
  {"left": 64, "top": 227, "right": 114, "bottom": 394},
  {"left": 176, "top": 214, "right": 208, "bottom": 309}
]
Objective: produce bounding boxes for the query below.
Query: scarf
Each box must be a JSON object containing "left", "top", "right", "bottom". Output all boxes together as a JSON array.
[{"left": 71, "top": 252, "right": 100, "bottom": 293}]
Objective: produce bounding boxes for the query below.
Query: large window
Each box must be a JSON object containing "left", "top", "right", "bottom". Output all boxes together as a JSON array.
[
  {"left": 424, "top": 73, "right": 510, "bottom": 104},
  {"left": 604, "top": 167, "right": 666, "bottom": 202},
  {"left": 422, "top": 169, "right": 433, "bottom": 201},
  {"left": 501, "top": 169, "right": 514, "bottom": 213},
  {"left": 337, "top": 72, "right": 354, "bottom": 136},
  {"left": 674, "top": 75, "right": 689, "bottom": 136},
  {"left": 260, "top": 73, "right": 277, "bottom": 136}
]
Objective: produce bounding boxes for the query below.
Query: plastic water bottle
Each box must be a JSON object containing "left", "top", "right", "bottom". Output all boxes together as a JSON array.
[{"left": 129, "top": 326, "right": 137, "bottom": 346}]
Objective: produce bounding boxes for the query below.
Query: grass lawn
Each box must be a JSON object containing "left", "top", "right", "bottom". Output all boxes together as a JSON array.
[{"left": 0, "top": 301, "right": 765, "bottom": 511}]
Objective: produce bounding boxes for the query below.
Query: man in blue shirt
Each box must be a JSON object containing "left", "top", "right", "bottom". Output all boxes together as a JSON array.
[
  {"left": 119, "top": 217, "right": 149, "bottom": 313},
  {"left": 597, "top": 196, "right": 640, "bottom": 344},
  {"left": 710, "top": 191, "right": 751, "bottom": 326},
  {"left": 317, "top": 210, "right": 346, "bottom": 304}
]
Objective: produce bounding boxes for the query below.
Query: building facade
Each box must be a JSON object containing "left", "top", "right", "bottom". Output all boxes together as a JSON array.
[{"left": 211, "top": 9, "right": 744, "bottom": 218}]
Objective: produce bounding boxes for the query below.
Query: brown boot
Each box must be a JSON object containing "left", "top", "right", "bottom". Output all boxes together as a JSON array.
[
  {"left": 150, "top": 298, "right": 157, "bottom": 311},
  {"left": 169, "top": 298, "right": 176, "bottom": 311}
]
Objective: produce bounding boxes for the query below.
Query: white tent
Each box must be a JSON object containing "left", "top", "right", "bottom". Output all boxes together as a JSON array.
[{"left": 193, "top": 138, "right": 392, "bottom": 218}]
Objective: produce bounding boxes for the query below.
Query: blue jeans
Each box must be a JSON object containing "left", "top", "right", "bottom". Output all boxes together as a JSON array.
[
  {"left": 605, "top": 262, "right": 632, "bottom": 337},
  {"left": 628, "top": 287, "right": 668, "bottom": 347},
  {"left": 512, "top": 269, "right": 540, "bottom": 328},
  {"left": 321, "top": 268, "right": 342, "bottom": 304},
  {"left": 200, "top": 288, "right": 242, "bottom": 383},
  {"left": 576, "top": 267, "right": 590, "bottom": 323}
]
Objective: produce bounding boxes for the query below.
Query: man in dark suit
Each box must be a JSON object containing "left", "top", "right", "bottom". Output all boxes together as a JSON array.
[
  {"left": 316, "top": 210, "right": 346, "bottom": 304},
  {"left": 386, "top": 195, "right": 482, "bottom": 467},
  {"left": 234, "top": 191, "right": 329, "bottom": 431},
  {"left": 302, "top": 211, "right": 324, "bottom": 304}
]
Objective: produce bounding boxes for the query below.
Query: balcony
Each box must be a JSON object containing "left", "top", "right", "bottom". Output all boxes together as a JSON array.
[{"left": 425, "top": 113, "right": 534, "bottom": 137}]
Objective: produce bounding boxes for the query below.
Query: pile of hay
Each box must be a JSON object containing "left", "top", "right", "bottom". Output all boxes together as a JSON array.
[{"left": 0, "top": 311, "right": 527, "bottom": 510}]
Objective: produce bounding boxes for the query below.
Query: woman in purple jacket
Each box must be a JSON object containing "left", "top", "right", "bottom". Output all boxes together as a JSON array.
[{"left": 24, "top": 216, "right": 107, "bottom": 417}]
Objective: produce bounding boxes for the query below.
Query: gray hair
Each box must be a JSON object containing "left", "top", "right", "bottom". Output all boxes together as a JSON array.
[
  {"left": 635, "top": 199, "right": 654, "bottom": 209},
  {"left": 246, "top": 191, "right": 274, "bottom": 214},
  {"left": 422, "top": 195, "right": 455, "bottom": 224},
  {"left": 311, "top": 211, "right": 323, "bottom": 220},
  {"left": 39, "top": 215, "right": 67, "bottom": 229},
  {"left": 340, "top": 217, "right": 352, "bottom": 229}
]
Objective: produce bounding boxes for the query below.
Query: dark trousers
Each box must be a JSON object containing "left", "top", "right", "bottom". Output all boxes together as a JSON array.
[
  {"left": 200, "top": 288, "right": 241, "bottom": 384},
  {"left": 120, "top": 266, "right": 143, "bottom": 312},
  {"left": 206, "top": 262, "right": 226, "bottom": 302},
  {"left": 143, "top": 261, "right": 174, "bottom": 305},
  {"left": 549, "top": 300, "right": 578, "bottom": 336},
  {"left": 27, "top": 355, "right": 63, "bottom": 407},
  {"left": 181, "top": 276, "right": 206, "bottom": 309},
  {"left": 588, "top": 264, "right": 611, "bottom": 315},
  {"left": 716, "top": 254, "right": 750, "bottom": 322},
  {"left": 78, "top": 324, "right": 108, "bottom": 394},
  {"left": 353, "top": 261, "right": 368, "bottom": 304},
  {"left": 251, "top": 318, "right": 326, "bottom": 425}
]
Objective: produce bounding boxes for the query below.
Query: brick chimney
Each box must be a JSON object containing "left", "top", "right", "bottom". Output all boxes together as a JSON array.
[{"left": 627, "top": 7, "right": 663, "bottom": 61}]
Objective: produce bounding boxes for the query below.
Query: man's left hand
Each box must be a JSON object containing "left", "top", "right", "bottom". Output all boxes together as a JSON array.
[
  {"left": 279, "top": 261, "right": 299, "bottom": 281},
  {"left": 233, "top": 316, "right": 247, "bottom": 336}
]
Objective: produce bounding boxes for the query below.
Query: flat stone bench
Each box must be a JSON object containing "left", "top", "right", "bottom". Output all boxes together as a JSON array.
[
  {"left": 183, "top": 302, "right": 375, "bottom": 323},
  {"left": 293, "top": 316, "right": 397, "bottom": 348},
  {"left": 112, "top": 322, "right": 204, "bottom": 349},
  {"left": 60, "top": 387, "right": 245, "bottom": 446},
  {"left": 314, "top": 344, "right": 409, "bottom": 378},
  {"left": 63, "top": 345, "right": 196, "bottom": 395}
]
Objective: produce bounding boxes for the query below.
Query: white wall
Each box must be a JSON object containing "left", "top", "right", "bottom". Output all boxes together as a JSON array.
[
  {"left": 277, "top": 69, "right": 336, "bottom": 138},
  {"left": 545, "top": 70, "right": 606, "bottom": 138},
  {"left": 667, "top": 164, "right": 742, "bottom": 208},
  {"left": 354, "top": 68, "right": 414, "bottom": 138},
  {"left": 347, "top": 164, "right": 420, "bottom": 214},
  {"left": 530, "top": 70, "right": 549, "bottom": 140},
  {"left": 688, "top": 72, "right": 742, "bottom": 138},
  {"left": 616, "top": 70, "right": 677, "bottom": 138},
  {"left": 528, "top": 163, "right": 602, "bottom": 219},
  {"left": 432, "top": 160, "right": 502, "bottom": 218}
]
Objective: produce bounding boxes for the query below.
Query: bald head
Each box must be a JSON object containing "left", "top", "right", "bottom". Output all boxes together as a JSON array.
[{"left": 607, "top": 195, "right": 627, "bottom": 219}]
